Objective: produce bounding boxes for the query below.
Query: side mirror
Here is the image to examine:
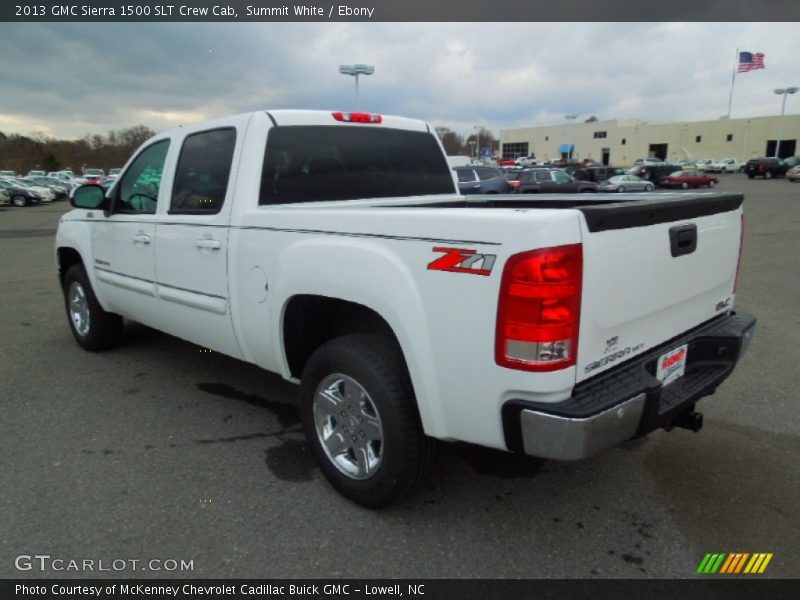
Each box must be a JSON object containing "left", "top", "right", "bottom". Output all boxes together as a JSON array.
[{"left": 71, "top": 184, "right": 108, "bottom": 209}]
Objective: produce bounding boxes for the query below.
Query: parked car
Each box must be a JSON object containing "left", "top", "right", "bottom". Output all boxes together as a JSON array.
[
  {"left": 707, "top": 158, "right": 741, "bottom": 174},
  {"left": 659, "top": 170, "right": 719, "bottom": 189},
  {"left": 26, "top": 170, "right": 46, "bottom": 177},
  {"left": 497, "top": 159, "right": 517, "bottom": 167},
  {"left": 56, "top": 108, "right": 754, "bottom": 506},
  {"left": 744, "top": 158, "right": 789, "bottom": 179},
  {"left": 598, "top": 175, "right": 655, "bottom": 192},
  {"left": 514, "top": 156, "right": 537, "bottom": 167},
  {"left": 628, "top": 163, "right": 682, "bottom": 182},
  {"left": 568, "top": 166, "right": 626, "bottom": 183},
  {"left": 24, "top": 177, "right": 71, "bottom": 200},
  {"left": 0, "top": 188, "right": 9, "bottom": 206},
  {"left": 0, "top": 170, "right": 16, "bottom": 177},
  {"left": 787, "top": 165, "right": 800, "bottom": 182},
  {"left": 5, "top": 178, "right": 55, "bottom": 202},
  {"left": 693, "top": 159, "right": 714, "bottom": 172},
  {"left": 453, "top": 166, "right": 511, "bottom": 194},
  {"left": 634, "top": 157, "right": 665, "bottom": 165},
  {"left": 0, "top": 179, "right": 42, "bottom": 206},
  {"left": 513, "top": 168, "right": 597, "bottom": 193},
  {"left": 108, "top": 168, "right": 123, "bottom": 177}
]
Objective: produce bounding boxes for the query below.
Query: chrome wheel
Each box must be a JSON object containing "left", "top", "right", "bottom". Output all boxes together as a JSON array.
[
  {"left": 313, "top": 373, "right": 384, "bottom": 480},
  {"left": 68, "top": 281, "right": 90, "bottom": 337}
]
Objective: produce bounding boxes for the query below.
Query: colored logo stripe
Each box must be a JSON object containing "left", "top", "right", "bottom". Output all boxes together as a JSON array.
[{"left": 697, "top": 553, "right": 773, "bottom": 574}]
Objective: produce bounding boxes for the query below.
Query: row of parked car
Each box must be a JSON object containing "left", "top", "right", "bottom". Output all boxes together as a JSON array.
[
  {"left": 455, "top": 155, "right": 800, "bottom": 195},
  {"left": 0, "top": 167, "right": 122, "bottom": 207}
]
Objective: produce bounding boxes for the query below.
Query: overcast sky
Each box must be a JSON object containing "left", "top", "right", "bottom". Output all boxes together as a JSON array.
[{"left": 0, "top": 22, "right": 797, "bottom": 140}]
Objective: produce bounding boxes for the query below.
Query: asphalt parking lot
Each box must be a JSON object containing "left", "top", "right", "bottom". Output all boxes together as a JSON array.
[{"left": 1, "top": 176, "right": 798, "bottom": 579}]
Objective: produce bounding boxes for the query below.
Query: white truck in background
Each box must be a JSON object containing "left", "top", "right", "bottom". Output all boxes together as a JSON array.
[{"left": 55, "top": 109, "right": 755, "bottom": 507}]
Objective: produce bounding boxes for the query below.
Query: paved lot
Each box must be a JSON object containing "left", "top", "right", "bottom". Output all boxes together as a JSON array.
[{"left": 1, "top": 177, "right": 798, "bottom": 579}]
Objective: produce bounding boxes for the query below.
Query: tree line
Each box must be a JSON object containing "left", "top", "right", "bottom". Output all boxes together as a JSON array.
[
  {"left": 434, "top": 126, "right": 500, "bottom": 158},
  {"left": 0, "top": 125, "right": 156, "bottom": 174}
]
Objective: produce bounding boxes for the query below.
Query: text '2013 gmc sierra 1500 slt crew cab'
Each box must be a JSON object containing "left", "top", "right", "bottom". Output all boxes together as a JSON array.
[{"left": 56, "top": 109, "right": 756, "bottom": 507}]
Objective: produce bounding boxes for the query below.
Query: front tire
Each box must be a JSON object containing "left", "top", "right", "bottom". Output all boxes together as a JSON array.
[
  {"left": 709, "top": 180, "right": 716, "bottom": 187},
  {"left": 300, "top": 334, "right": 436, "bottom": 508},
  {"left": 63, "top": 264, "right": 123, "bottom": 351},
  {"left": 12, "top": 195, "right": 28, "bottom": 207},
  {"left": 681, "top": 182, "right": 689, "bottom": 189},
  {"left": 644, "top": 184, "right": 654, "bottom": 192}
]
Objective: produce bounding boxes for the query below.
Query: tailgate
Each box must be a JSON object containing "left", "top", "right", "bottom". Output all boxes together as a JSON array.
[{"left": 576, "top": 193, "right": 743, "bottom": 382}]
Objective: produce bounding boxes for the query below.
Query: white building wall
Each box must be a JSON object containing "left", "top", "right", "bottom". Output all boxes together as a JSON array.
[{"left": 500, "top": 115, "right": 800, "bottom": 166}]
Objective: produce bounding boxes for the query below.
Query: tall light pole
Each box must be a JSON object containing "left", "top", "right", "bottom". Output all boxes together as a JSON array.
[
  {"left": 774, "top": 87, "right": 798, "bottom": 158},
  {"left": 473, "top": 125, "right": 481, "bottom": 162},
  {"left": 564, "top": 114, "right": 577, "bottom": 160},
  {"left": 339, "top": 64, "right": 375, "bottom": 111}
]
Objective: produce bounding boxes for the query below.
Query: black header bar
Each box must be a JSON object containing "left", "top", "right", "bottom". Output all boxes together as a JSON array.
[{"left": 4, "top": 0, "right": 800, "bottom": 22}]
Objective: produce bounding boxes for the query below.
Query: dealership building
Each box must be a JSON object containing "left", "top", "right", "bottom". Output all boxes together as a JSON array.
[{"left": 499, "top": 114, "right": 800, "bottom": 166}]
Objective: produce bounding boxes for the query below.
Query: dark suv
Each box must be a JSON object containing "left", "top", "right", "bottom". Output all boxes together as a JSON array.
[
  {"left": 627, "top": 163, "right": 681, "bottom": 183},
  {"left": 568, "top": 166, "right": 626, "bottom": 182},
  {"left": 513, "top": 168, "right": 597, "bottom": 193},
  {"left": 745, "top": 158, "right": 789, "bottom": 179}
]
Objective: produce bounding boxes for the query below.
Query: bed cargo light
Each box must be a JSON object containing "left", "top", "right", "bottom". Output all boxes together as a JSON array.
[
  {"left": 495, "top": 244, "right": 583, "bottom": 371},
  {"left": 332, "top": 112, "right": 382, "bottom": 124}
]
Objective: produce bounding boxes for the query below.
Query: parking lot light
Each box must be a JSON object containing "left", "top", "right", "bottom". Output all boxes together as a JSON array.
[
  {"left": 774, "top": 87, "right": 798, "bottom": 158},
  {"left": 339, "top": 64, "right": 375, "bottom": 111}
]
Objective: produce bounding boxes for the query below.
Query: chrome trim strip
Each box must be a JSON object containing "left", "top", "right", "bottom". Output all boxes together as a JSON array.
[
  {"left": 519, "top": 393, "right": 646, "bottom": 460},
  {"left": 95, "top": 268, "right": 156, "bottom": 297}
]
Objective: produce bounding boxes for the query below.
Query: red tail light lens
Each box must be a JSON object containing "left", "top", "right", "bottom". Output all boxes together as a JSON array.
[
  {"left": 332, "top": 112, "right": 382, "bottom": 124},
  {"left": 734, "top": 213, "right": 745, "bottom": 294},
  {"left": 495, "top": 244, "right": 583, "bottom": 371},
  {"left": 508, "top": 180, "right": 521, "bottom": 189}
]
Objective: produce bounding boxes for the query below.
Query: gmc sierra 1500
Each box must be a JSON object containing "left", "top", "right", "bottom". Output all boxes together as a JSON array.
[{"left": 56, "top": 109, "right": 755, "bottom": 506}]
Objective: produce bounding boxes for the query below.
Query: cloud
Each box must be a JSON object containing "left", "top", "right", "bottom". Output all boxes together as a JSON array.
[{"left": 0, "top": 22, "right": 797, "bottom": 140}]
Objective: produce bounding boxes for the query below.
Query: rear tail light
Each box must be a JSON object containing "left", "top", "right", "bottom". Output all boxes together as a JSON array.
[
  {"left": 508, "top": 180, "right": 521, "bottom": 189},
  {"left": 495, "top": 244, "right": 583, "bottom": 371},
  {"left": 332, "top": 111, "right": 382, "bottom": 124},
  {"left": 734, "top": 213, "right": 745, "bottom": 294}
]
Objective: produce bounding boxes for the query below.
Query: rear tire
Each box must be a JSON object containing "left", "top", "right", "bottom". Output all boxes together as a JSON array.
[
  {"left": 644, "top": 184, "right": 654, "bottom": 192},
  {"left": 617, "top": 186, "right": 625, "bottom": 193},
  {"left": 300, "top": 334, "right": 436, "bottom": 508},
  {"left": 681, "top": 182, "right": 689, "bottom": 189},
  {"left": 63, "top": 264, "right": 123, "bottom": 351}
]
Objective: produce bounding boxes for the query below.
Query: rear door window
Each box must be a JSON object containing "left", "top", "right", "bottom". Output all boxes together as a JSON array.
[
  {"left": 259, "top": 126, "right": 454, "bottom": 204},
  {"left": 475, "top": 167, "right": 501, "bottom": 181},
  {"left": 171, "top": 128, "right": 236, "bottom": 214},
  {"left": 455, "top": 169, "right": 477, "bottom": 183}
]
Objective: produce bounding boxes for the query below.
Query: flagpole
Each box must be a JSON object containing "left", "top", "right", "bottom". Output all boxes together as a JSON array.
[{"left": 727, "top": 47, "right": 739, "bottom": 118}]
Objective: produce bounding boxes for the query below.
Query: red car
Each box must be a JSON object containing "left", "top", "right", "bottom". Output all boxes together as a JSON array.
[{"left": 659, "top": 170, "right": 719, "bottom": 189}]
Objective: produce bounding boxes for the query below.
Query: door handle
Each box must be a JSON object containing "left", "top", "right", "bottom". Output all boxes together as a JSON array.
[
  {"left": 132, "top": 233, "right": 151, "bottom": 244},
  {"left": 195, "top": 238, "right": 221, "bottom": 250}
]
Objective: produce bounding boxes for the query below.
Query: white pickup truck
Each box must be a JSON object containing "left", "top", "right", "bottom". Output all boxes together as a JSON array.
[{"left": 56, "top": 109, "right": 756, "bottom": 507}]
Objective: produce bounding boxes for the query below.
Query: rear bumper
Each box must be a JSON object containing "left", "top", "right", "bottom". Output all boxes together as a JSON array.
[{"left": 502, "top": 312, "right": 756, "bottom": 460}]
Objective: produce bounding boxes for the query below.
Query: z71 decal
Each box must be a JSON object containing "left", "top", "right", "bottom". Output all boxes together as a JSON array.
[{"left": 427, "top": 247, "right": 496, "bottom": 276}]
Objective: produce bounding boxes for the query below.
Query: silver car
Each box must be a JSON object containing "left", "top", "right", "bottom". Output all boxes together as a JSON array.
[{"left": 598, "top": 174, "right": 655, "bottom": 193}]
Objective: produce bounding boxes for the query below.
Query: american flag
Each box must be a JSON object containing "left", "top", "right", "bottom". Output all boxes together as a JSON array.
[{"left": 738, "top": 51, "right": 765, "bottom": 73}]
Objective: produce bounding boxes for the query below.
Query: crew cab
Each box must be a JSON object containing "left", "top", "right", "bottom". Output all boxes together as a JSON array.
[{"left": 56, "top": 109, "right": 756, "bottom": 507}]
